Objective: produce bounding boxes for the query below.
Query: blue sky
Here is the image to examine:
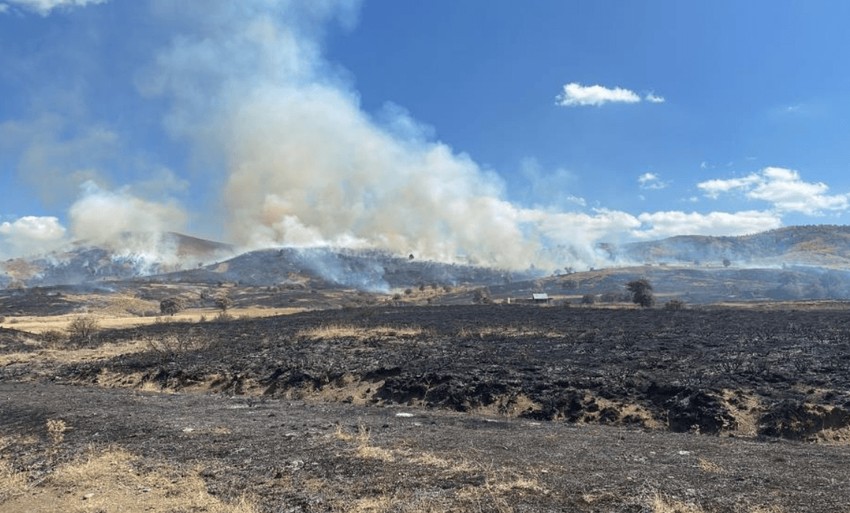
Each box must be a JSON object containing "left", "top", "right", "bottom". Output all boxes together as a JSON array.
[{"left": 1, "top": 0, "right": 850, "bottom": 268}]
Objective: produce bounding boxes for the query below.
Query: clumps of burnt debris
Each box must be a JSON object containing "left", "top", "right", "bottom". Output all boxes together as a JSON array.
[{"left": 16, "top": 304, "right": 850, "bottom": 442}]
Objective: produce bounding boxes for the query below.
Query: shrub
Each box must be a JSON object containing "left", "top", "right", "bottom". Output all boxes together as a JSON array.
[
  {"left": 600, "top": 291, "right": 620, "bottom": 303},
  {"left": 67, "top": 315, "right": 100, "bottom": 347},
  {"left": 581, "top": 294, "right": 596, "bottom": 305},
  {"left": 665, "top": 299, "right": 686, "bottom": 310},
  {"left": 213, "top": 295, "right": 233, "bottom": 313},
  {"left": 41, "top": 329, "right": 67, "bottom": 347},
  {"left": 145, "top": 330, "right": 210, "bottom": 356},
  {"left": 626, "top": 279, "right": 655, "bottom": 308},
  {"left": 214, "top": 312, "right": 234, "bottom": 322},
  {"left": 160, "top": 297, "right": 185, "bottom": 316},
  {"left": 472, "top": 288, "right": 491, "bottom": 304}
]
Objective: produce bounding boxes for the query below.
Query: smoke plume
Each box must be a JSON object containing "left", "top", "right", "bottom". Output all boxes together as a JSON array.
[{"left": 141, "top": 0, "right": 574, "bottom": 269}]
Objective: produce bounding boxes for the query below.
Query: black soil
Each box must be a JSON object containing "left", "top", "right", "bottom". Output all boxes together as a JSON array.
[{"left": 3, "top": 304, "right": 850, "bottom": 511}]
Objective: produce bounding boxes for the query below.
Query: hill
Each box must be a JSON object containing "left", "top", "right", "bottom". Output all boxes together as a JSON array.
[{"left": 613, "top": 225, "right": 850, "bottom": 267}]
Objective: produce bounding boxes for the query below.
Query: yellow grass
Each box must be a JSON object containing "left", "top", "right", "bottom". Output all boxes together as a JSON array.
[
  {"left": 1, "top": 307, "right": 301, "bottom": 334},
  {"left": 650, "top": 494, "right": 706, "bottom": 513},
  {"left": 697, "top": 458, "right": 724, "bottom": 474},
  {"left": 0, "top": 340, "right": 151, "bottom": 367},
  {"left": 297, "top": 324, "right": 427, "bottom": 341},
  {"left": 0, "top": 448, "right": 258, "bottom": 513},
  {"left": 456, "top": 325, "right": 566, "bottom": 339}
]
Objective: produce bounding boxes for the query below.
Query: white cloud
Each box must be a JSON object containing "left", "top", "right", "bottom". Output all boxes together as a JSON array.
[
  {"left": 698, "top": 167, "right": 850, "bottom": 215},
  {"left": 638, "top": 172, "right": 668, "bottom": 190},
  {"left": 1, "top": 0, "right": 108, "bottom": 16},
  {"left": 634, "top": 210, "right": 782, "bottom": 240},
  {"left": 556, "top": 82, "right": 641, "bottom": 107},
  {"left": 0, "top": 216, "right": 67, "bottom": 258},
  {"left": 645, "top": 93, "right": 665, "bottom": 103}
]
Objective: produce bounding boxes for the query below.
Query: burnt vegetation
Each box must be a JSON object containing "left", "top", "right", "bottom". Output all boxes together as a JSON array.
[{"left": 40, "top": 304, "right": 850, "bottom": 442}]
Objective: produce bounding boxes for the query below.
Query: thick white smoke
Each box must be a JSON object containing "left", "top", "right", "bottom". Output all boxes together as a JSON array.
[
  {"left": 141, "top": 0, "right": 569, "bottom": 269},
  {"left": 1, "top": 0, "right": 797, "bottom": 271}
]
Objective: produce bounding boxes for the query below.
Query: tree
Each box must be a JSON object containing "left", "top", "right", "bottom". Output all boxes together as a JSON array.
[
  {"left": 626, "top": 279, "right": 655, "bottom": 308},
  {"left": 581, "top": 293, "right": 596, "bottom": 305},
  {"left": 472, "top": 288, "right": 491, "bottom": 304},
  {"left": 722, "top": 258, "right": 731, "bottom": 268},
  {"left": 67, "top": 315, "right": 100, "bottom": 347},
  {"left": 160, "top": 297, "right": 185, "bottom": 316},
  {"left": 214, "top": 295, "right": 233, "bottom": 313}
]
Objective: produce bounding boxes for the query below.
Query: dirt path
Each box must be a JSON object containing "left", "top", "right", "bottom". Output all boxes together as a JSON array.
[{"left": 2, "top": 381, "right": 850, "bottom": 512}]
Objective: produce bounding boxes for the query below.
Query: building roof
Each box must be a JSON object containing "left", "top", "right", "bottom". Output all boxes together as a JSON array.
[{"left": 532, "top": 293, "right": 549, "bottom": 300}]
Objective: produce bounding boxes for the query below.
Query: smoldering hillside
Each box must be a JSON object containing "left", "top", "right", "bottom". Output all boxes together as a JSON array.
[{"left": 5, "top": 225, "right": 850, "bottom": 305}]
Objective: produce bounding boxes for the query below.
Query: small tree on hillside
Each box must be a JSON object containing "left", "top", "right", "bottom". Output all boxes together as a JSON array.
[
  {"left": 160, "top": 297, "right": 185, "bottom": 317},
  {"left": 214, "top": 295, "right": 233, "bottom": 313},
  {"left": 626, "top": 279, "right": 655, "bottom": 308}
]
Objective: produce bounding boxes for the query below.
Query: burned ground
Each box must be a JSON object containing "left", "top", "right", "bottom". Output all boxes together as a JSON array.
[
  {"left": 3, "top": 304, "right": 850, "bottom": 512},
  {"left": 41, "top": 305, "right": 850, "bottom": 441}
]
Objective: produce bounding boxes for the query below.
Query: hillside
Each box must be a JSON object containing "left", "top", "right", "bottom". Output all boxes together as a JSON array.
[{"left": 614, "top": 225, "right": 850, "bottom": 267}]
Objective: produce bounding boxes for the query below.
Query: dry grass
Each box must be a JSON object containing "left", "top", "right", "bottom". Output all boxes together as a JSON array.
[
  {"left": 297, "top": 324, "right": 427, "bottom": 341},
  {"left": 456, "top": 325, "right": 565, "bottom": 339},
  {"left": 650, "top": 493, "right": 706, "bottom": 513},
  {"left": 2, "top": 307, "right": 300, "bottom": 335},
  {"left": 697, "top": 457, "right": 724, "bottom": 474},
  {"left": 0, "top": 447, "right": 258, "bottom": 513},
  {"left": 721, "top": 389, "right": 761, "bottom": 437},
  {"left": 0, "top": 340, "right": 150, "bottom": 368},
  {"left": 332, "top": 424, "right": 546, "bottom": 513}
]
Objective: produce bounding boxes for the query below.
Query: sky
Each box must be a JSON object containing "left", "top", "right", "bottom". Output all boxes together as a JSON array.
[{"left": 2, "top": 0, "right": 850, "bottom": 269}]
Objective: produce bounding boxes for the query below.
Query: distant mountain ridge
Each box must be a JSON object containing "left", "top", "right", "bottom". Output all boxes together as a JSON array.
[
  {"left": 614, "top": 225, "right": 850, "bottom": 267},
  {"left": 4, "top": 226, "right": 850, "bottom": 302},
  {"left": 0, "top": 232, "right": 234, "bottom": 288}
]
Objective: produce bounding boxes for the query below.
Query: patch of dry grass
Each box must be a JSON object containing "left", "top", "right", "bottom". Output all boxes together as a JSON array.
[
  {"left": 332, "top": 425, "right": 547, "bottom": 513},
  {"left": 0, "top": 340, "right": 150, "bottom": 368},
  {"left": 4, "top": 307, "right": 301, "bottom": 335},
  {"left": 0, "top": 447, "right": 258, "bottom": 513},
  {"left": 298, "top": 324, "right": 427, "bottom": 341},
  {"left": 650, "top": 493, "right": 706, "bottom": 513},
  {"left": 697, "top": 457, "right": 724, "bottom": 474},
  {"left": 456, "top": 325, "right": 565, "bottom": 339},
  {"left": 721, "top": 389, "right": 761, "bottom": 437}
]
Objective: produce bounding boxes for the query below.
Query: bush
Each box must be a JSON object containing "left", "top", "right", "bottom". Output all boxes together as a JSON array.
[
  {"left": 213, "top": 295, "right": 233, "bottom": 313},
  {"left": 41, "top": 329, "right": 67, "bottom": 347},
  {"left": 214, "top": 312, "right": 234, "bottom": 322},
  {"left": 665, "top": 299, "right": 686, "bottom": 310},
  {"left": 66, "top": 316, "right": 100, "bottom": 347},
  {"left": 626, "top": 279, "right": 655, "bottom": 308},
  {"left": 600, "top": 291, "right": 620, "bottom": 303},
  {"left": 581, "top": 294, "right": 596, "bottom": 305},
  {"left": 472, "top": 288, "right": 491, "bottom": 304},
  {"left": 145, "top": 330, "right": 210, "bottom": 356},
  {"left": 160, "top": 297, "right": 185, "bottom": 316}
]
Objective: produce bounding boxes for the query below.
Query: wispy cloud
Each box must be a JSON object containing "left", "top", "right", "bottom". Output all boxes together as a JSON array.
[
  {"left": 556, "top": 82, "right": 665, "bottom": 107},
  {"left": 638, "top": 172, "right": 668, "bottom": 190},
  {"left": 1, "top": 0, "right": 108, "bottom": 16},
  {"left": 556, "top": 82, "right": 640, "bottom": 107},
  {"left": 644, "top": 92, "right": 665, "bottom": 103},
  {"left": 698, "top": 167, "right": 850, "bottom": 215},
  {"left": 634, "top": 210, "right": 781, "bottom": 240}
]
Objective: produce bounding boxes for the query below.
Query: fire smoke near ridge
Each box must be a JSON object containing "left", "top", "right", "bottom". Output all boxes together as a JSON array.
[
  {"left": 1, "top": 1, "right": 794, "bottom": 269},
  {"left": 141, "top": 1, "right": 550, "bottom": 269}
]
